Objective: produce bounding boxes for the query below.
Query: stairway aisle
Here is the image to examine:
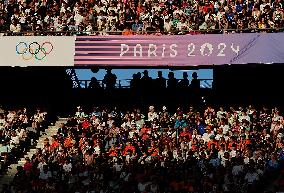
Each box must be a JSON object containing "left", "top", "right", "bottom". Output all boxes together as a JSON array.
[{"left": 0, "top": 118, "right": 68, "bottom": 192}]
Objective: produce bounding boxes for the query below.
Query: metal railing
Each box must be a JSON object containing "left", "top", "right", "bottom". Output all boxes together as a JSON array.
[
  {"left": 78, "top": 78, "right": 213, "bottom": 89},
  {"left": 0, "top": 28, "right": 283, "bottom": 36}
]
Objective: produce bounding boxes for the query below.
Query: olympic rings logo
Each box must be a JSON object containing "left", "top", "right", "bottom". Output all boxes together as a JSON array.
[{"left": 16, "top": 42, "right": 54, "bottom": 61}]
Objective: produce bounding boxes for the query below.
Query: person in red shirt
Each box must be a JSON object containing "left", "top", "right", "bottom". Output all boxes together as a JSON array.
[
  {"left": 148, "top": 141, "right": 159, "bottom": 157},
  {"left": 82, "top": 118, "right": 90, "bottom": 129},
  {"left": 182, "top": 0, "right": 189, "bottom": 8},
  {"left": 207, "top": 135, "right": 218, "bottom": 150},
  {"left": 23, "top": 157, "right": 33, "bottom": 172},
  {"left": 179, "top": 127, "right": 192, "bottom": 140},
  {"left": 203, "top": 0, "right": 214, "bottom": 13},
  {"left": 140, "top": 127, "right": 150, "bottom": 141},
  {"left": 108, "top": 145, "right": 117, "bottom": 157},
  {"left": 191, "top": 138, "right": 199, "bottom": 152},
  {"left": 124, "top": 142, "right": 136, "bottom": 156},
  {"left": 228, "top": 137, "right": 238, "bottom": 150},
  {"left": 50, "top": 137, "right": 59, "bottom": 150},
  {"left": 64, "top": 137, "right": 73, "bottom": 148}
]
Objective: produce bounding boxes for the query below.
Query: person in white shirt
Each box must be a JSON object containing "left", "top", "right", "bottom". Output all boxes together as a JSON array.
[
  {"left": 138, "top": 180, "right": 151, "bottom": 192},
  {"left": 74, "top": 12, "right": 84, "bottom": 26},
  {"left": 150, "top": 183, "right": 159, "bottom": 193},
  {"left": 232, "top": 163, "right": 244, "bottom": 176},
  {"left": 239, "top": 111, "right": 250, "bottom": 122},
  {"left": 173, "top": 148, "right": 178, "bottom": 160},
  {"left": 140, "top": 9, "right": 151, "bottom": 21},
  {"left": 10, "top": 19, "right": 21, "bottom": 32},
  {"left": 245, "top": 169, "right": 259, "bottom": 184},
  {"left": 191, "top": 129, "right": 201, "bottom": 140},
  {"left": 218, "top": 145, "right": 226, "bottom": 160},
  {"left": 220, "top": 151, "right": 230, "bottom": 167},
  {"left": 37, "top": 159, "right": 47, "bottom": 173},
  {"left": 148, "top": 106, "right": 159, "bottom": 122},
  {"left": 55, "top": 19, "right": 64, "bottom": 32},
  {"left": 176, "top": 17, "right": 188, "bottom": 31},
  {"left": 7, "top": 111, "right": 15, "bottom": 123},
  {"left": 120, "top": 171, "right": 131, "bottom": 182},
  {"left": 63, "top": 160, "right": 72, "bottom": 173},
  {"left": 94, "top": 144, "right": 100, "bottom": 155},
  {"left": 0, "top": 115, "right": 6, "bottom": 130},
  {"left": 39, "top": 166, "right": 52, "bottom": 180},
  {"left": 164, "top": 18, "right": 172, "bottom": 32},
  {"left": 260, "top": 0, "right": 271, "bottom": 13},
  {"left": 173, "top": 7, "right": 184, "bottom": 15},
  {"left": 16, "top": 128, "right": 26, "bottom": 139},
  {"left": 114, "top": 162, "right": 123, "bottom": 172},
  {"left": 230, "top": 145, "right": 237, "bottom": 158},
  {"left": 209, "top": 156, "right": 221, "bottom": 168},
  {"left": 217, "top": 107, "right": 226, "bottom": 120},
  {"left": 10, "top": 132, "right": 20, "bottom": 146},
  {"left": 202, "top": 127, "right": 213, "bottom": 143},
  {"left": 215, "top": 128, "right": 224, "bottom": 141},
  {"left": 272, "top": 110, "right": 283, "bottom": 122},
  {"left": 128, "top": 127, "right": 136, "bottom": 139},
  {"left": 0, "top": 142, "right": 10, "bottom": 154},
  {"left": 75, "top": 106, "right": 85, "bottom": 118},
  {"left": 121, "top": 118, "right": 132, "bottom": 129}
]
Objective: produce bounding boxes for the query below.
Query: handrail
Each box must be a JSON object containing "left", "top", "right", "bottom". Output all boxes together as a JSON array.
[
  {"left": 0, "top": 28, "right": 283, "bottom": 36},
  {"left": 79, "top": 78, "right": 213, "bottom": 89}
]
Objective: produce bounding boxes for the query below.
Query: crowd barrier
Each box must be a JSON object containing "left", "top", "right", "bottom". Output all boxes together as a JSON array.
[{"left": 77, "top": 79, "right": 213, "bottom": 89}]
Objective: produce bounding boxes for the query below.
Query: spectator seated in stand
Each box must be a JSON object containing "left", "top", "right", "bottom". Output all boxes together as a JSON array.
[
  {"left": 8, "top": 105, "right": 284, "bottom": 193},
  {"left": 0, "top": 107, "right": 48, "bottom": 173},
  {"left": 0, "top": 0, "right": 283, "bottom": 35}
]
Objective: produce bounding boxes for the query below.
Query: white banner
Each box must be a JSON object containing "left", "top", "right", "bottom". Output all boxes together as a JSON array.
[{"left": 0, "top": 36, "right": 75, "bottom": 66}]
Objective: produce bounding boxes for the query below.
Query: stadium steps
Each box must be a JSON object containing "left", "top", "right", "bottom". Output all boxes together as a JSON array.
[{"left": 0, "top": 118, "right": 68, "bottom": 191}]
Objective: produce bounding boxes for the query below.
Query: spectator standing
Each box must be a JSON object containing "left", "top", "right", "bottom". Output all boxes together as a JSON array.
[{"left": 103, "top": 69, "right": 117, "bottom": 90}]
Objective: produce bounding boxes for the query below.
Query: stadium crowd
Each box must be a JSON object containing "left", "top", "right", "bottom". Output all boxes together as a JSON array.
[
  {"left": 0, "top": 107, "right": 47, "bottom": 174},
  {"left": 7, "top": 105, "right": 284, "bottom": 193},
  {"left": 0, "top": 0, "right": 283, "bottom": 35}
]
